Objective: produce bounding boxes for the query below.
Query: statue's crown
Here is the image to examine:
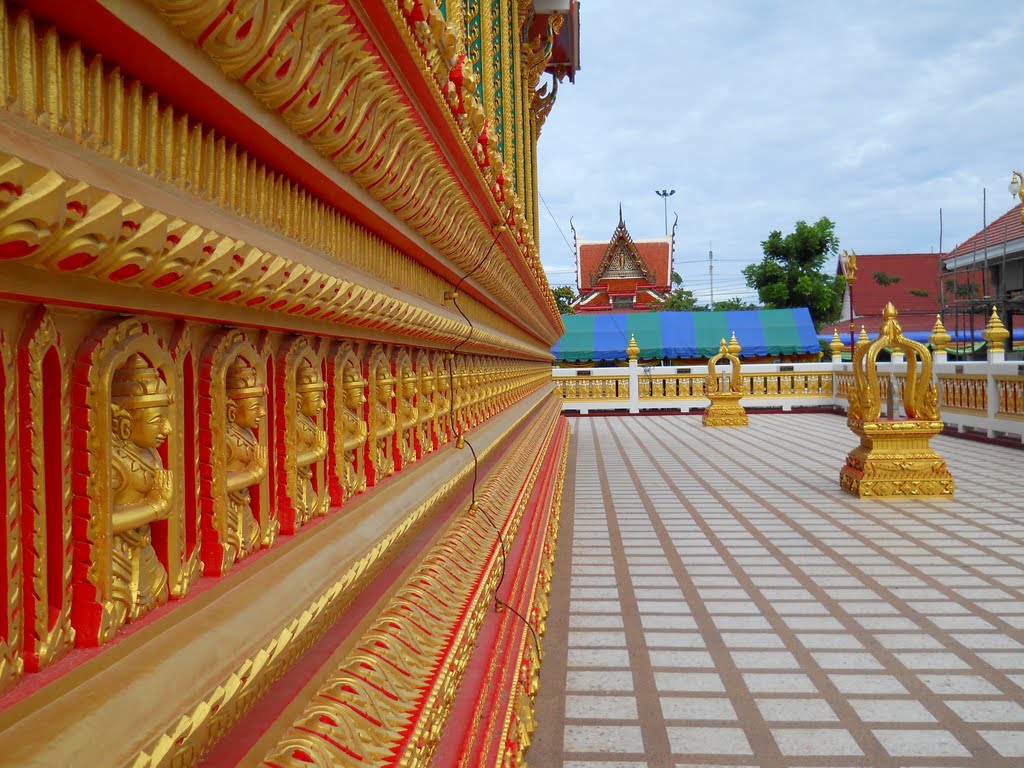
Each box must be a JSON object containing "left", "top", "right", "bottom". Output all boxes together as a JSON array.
[
  {"left": 111, "top": 353, "right": 171, "bottom": 408},
  {"left": 296, "top": 359, "right": 326, "bottom": 393},
  {"left": 226, "top": 356, "right": 266, "bottom": 399}
]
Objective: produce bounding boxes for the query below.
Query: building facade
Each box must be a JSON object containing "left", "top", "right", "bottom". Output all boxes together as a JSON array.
[
  {"left": 0, "top": 1, "right": 577, "bottom": 765},
  {"left": 572, "top": 210, "right": 674, "bottom": 312}
]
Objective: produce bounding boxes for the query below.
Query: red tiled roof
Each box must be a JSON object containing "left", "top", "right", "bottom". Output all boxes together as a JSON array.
[
  {"left": 822, "top": 253, "right": 942, "bottom": 334},
  {"left": 578, "top": 239, "right": 671, "bottom": 291},
  {"left": 946, "top": 202, "right": 1024, "bottom": 260}
]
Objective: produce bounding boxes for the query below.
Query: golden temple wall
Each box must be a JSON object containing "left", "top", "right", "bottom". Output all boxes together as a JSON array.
[{"left": 0, "top": 0, "right": 572, "bottom": 765}]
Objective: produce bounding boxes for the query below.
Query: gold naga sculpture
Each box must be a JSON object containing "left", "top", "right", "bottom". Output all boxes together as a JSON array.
[
  {"left": 840, "top": 302, "right": 953, "bottom": 497},
  {"left": 703, "top": 333, "right": 748, "bottom": 427},
  {"left": 109, "top": 353, "right": 174, "bottom": 624}
]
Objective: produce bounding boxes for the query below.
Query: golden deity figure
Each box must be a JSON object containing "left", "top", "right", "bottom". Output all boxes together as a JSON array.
[
  {"left": 338, "top": 363, "right": 368, "bottom": 501},
  {"left": 433, "top": 358, "right": 451, "bottom": 447},
  {"left": 397, "top": 361, "right": 418, "bottom": 466},
  {"left": 371, "top": 361, "right": 396, "bottom": 481},
  {"left": 294, "top": 360, "right": 329, "bottom": 524},
  {"left": 416, "top": 360, "right": 435, "bottom": 457},
  {"left": 703, "top": 336, "right": 748, "bottom": 427},
  {"left": 224, "top": 356, "right": 268, "bottom": 561},
  {"left": 109, "top": 353, "right": 173, "bottom": 624},
  {"left": 840, "top": 303, "right": 952, "bottom": 497}
]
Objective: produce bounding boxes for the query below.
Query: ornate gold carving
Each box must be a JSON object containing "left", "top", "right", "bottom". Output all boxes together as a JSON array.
[
  {"left": 367, "top": 346, "right": 396, "bottom": 485},
  {"left": 330, "top": 341, "right": 367, "bottom": 504},
  {"left": 16, "top": 308, "right": 75, "bottom": 668},
  {"left": 0, "top": 327, "right": 22, "bottom": 691},
  {"left": 0, "top": 23, "right": 552, "bottom": 354},
  {"left": 144, "top": 0, "right": 561, "bottom": 341},
  {"left": 626, "top": 334, "right": 640, "bottom": 362},
  {"left": 261, "top": 395, "right": 562, "bottom": 767},
  {"left": 703, "top": 338, "right": 748, "bottom": 427},
  {"left": 168, "top": 323, "right": 202, "bottom": 598},
  {"left": 415, "top": 349, "right": 436, "bottom": 457},
  {"left": 433, "top": 350, "right": 452, "bottom": 446},
  {"left": 276, "top": 337, "right": 328, "bottom": 534},
  {"left": 199, "top": 330, "right": 268, "bottom": 574},
  {"left": 72, "top": 318, "right": 184, "bottom": 645},
  {"left": 829, "top": 330, "right": 844, "bottom": 358},
  {"left": 841, "top": 303, "right": 953, "bottom": 497},
  {"left": 395, "top": 348, "right": 419, "bottom": 470}
]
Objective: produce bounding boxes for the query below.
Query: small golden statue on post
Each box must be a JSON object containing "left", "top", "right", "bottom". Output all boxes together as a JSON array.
[
  {"left": 109, "top": 353, "right": 173, "bottom": 624},
  {"left": 223, "top": 357, "right": 268, "bottom": 561},
  {"left": 840, "top": 302, "right": 953, "bottom": 497},
  {"left": 703, "top": 335, "right": 748, "bottom": 427}
]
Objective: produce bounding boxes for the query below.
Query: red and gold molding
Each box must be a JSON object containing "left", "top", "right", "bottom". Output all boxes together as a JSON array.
[{"left": 257, "top": 399, "right": 568, "bottom": 768}]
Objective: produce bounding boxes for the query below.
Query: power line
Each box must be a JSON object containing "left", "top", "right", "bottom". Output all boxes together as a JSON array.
[{"left": 539, "top": 192, "right": 576, "bottom": 260}]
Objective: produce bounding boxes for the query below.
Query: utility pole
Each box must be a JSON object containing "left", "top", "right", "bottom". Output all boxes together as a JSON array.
[
  {"left": 709, "top": 242, "right": 714, "bottom": 308},
  {"left": 655, "top": 189, "right": 675, "bottom": 236}
]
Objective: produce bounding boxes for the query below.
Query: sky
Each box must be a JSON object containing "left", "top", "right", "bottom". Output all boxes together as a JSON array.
[{"left": 536, "top": 1, "right": 1024, "bottom": 306}]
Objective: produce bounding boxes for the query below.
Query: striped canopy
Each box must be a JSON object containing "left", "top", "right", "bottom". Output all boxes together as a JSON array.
[{"left": 553, "top": 308, "right": 821, "bottom": 362}]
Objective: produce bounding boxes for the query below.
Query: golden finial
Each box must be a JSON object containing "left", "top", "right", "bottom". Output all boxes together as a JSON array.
[
  {"left": 857, "top": 326, "right": 869, "bottom": 346},
  {"left": 626, "top": 334, "right": 640, "bottom": 361},
  {"left": 719, "top": 338, "right": 728, "bottom": 354},
  {"left": 929, "top": 314, "right": 951, "bottom": 354},
  {"left": 982, "top": 305, "right": 1009, "bottom": 352},
  {"left": 727, "top": 331, "right": 741, "bottom": 356},
  {"left": 829, "top": 330, "right": 844, "bottom": 356}
]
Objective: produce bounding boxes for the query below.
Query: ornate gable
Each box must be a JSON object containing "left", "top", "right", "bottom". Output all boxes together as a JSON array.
[{"left": 591, "top": 209, "right": 656, "bottom": 286}]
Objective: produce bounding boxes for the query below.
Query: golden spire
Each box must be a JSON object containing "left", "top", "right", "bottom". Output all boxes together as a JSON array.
[
  {"left": 727, "top": 331, "right": 741, "bottom": 356},
  {"left": 929, "top": 314, "right": 951, "bottom": 354},
  {"left": 626, "top": 334, "right": 640, "bottom": 361},
  {"left": 982, "top": 306, "right": 1009, "bottom": 352},
  {"left": 829, "top": 330, "right": 844, "bottom": 357},
  {"left": 857, "top": 326, "right": 869, "bottom": 346}
]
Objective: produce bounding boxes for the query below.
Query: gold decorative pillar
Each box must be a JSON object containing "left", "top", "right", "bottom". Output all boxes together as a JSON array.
[
  {"left": 840, "top": 303, "right": 953, "bottom": 497},
  {"left": 703, "top": 337, "right": 748, "bottom": 427},
  {"left": 395, "top": 349, "right": 418, "bottom": 471},
  {"left": 0, "top": 327, "right": 19, "bottom": 691},
  {"left": 432, "top": 350, "right": 451, "bottom": 448},
  {"left": 416, "top": 350, "right": 436, "bottom": 457}
]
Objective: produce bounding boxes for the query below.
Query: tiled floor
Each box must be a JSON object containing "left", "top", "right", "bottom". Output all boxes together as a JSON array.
[{"left": 529, "top": 414, "right": 1024, "bottom": 768}]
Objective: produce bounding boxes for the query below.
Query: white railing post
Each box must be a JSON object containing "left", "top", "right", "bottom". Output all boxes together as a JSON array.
[{"left": 628, "top": 356, "right": 640, "bottom": 413}]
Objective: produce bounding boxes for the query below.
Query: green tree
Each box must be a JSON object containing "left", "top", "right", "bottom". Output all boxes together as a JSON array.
[
  {"left": 657, "top": 285, "right": 704, "bottom": 311},
  {"left": 551, "top": 285, "right": 577, "bottom": 315},
  {"left": 710, "top": 297, "right": 758, "bottom": 311},
  {"left": 742, "top": 217, "right": 845, "bottom": 327}
]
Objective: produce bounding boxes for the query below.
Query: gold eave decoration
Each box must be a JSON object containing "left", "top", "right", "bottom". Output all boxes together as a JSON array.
[
  {"left": 703, "top": 336, "right": 748, "bottom": 427},
  {"left": 840, "top": 302, "right": 954, "bottom": 497},
  {"left": 145, "top": 0, "right": 562, "bottom": 339},
  {"left": 0, "top": 151, "right": 543, "bottom": 359}
]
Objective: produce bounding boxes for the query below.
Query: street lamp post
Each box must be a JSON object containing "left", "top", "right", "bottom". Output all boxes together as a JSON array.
[{"left": 655, "top": 189, "right": 675, "bottom": 237}]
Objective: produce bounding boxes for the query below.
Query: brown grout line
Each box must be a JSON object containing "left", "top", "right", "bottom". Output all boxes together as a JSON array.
[
  {"left": 603, "top": 420, "right": 791, "bottom": 768},
  {"left": 637, "top": 416, "right": 1014, "bottom": 765},
  {"left": 525, "top": 423, "right": 578, "bottom": 765},
  {"left": 589, "top": 420, "right": 675, "bottom": 768},
  {"left": 778, "top": 421, "right": 1024, "bottom": 593},
  {"left": 753, "top": 417, "right": 1024, "bottom": 634}
]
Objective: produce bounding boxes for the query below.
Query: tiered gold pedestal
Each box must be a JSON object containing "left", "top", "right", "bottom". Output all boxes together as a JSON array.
[
  {"left": 703, "top": 391, "right": 749, "bottom": 427},
  {"left": 840, "top": 419, "right": 954, "bottom": 497}
]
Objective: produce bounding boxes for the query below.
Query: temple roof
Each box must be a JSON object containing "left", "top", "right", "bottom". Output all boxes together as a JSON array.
[
  {"left": 576, "top": 211, "right": 672, "bottom": 292},
  {"left": 945, "top": 202, "right": 1024, "bottom": 262}
]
